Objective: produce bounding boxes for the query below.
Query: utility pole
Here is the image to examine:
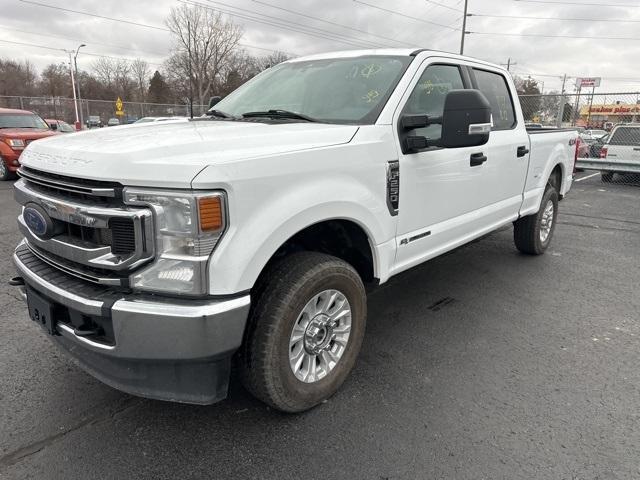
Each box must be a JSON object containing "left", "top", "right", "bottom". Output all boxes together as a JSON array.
[
  {"left": 556, "top": 73, "right": 567, "bottom": 128},
  {"left": 187, "top": 20, "right": 194, "bottom": 119},
  {"left": 501, "top": 58, "right": 517, "bottom": 72},
  {"left": 460, "top": 0, "right": 469, "bottom": 55},
  {"left": 74, "top": 44, "right": 86, "bottom": 130},
  {"left": 64, "top": 49, "right": 80, "bottom": 128}
]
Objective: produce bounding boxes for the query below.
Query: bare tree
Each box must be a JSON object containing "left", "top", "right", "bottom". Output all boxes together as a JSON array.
[
  {"left": 165, "top": 3, "right": 243, "bottom": 108},
  {"left": 92, "top": 57, "right": 134, "bottom": 99},
  {"left": 40, "top": 63, "right": 70, "bottom": 97},
  {"left": 92, "top": 57, "right": 115, "bottom": 87},
  {"left": 131, "top": 58, "right": 150, "bottom": 102},
  {"left": 258, "top": 51, "right": 291, "bottom": 71}
]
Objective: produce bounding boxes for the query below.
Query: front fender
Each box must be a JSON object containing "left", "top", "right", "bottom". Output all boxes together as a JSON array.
[{"left": 200, "top": 166, "right": 396, "bottom": 296}]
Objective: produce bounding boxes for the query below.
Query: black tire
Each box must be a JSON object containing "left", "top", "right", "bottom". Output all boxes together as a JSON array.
[
  {"left": 601, "top": 172, "right": 614, "bottom": 183},
  {"left": 238, "top": 251, "right": 366, "bottom": 412},
  {"left": 513, "top": 186, "right": 559, "bottom": 255},
  {"left": 0, "top": 159, "right": 14, "bottom": 181}
]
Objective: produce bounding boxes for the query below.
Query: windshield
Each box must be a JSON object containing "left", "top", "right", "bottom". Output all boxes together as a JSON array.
[
  {"left": 214, "top": 55, "right": 412, "bottom": 124},
  {"left": 0, "top": 113, "right": 49, "bottom": 129}
]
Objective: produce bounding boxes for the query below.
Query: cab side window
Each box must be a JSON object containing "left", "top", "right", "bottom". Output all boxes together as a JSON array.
[
  {"left": 472, "top": 69, "right": 516, "bottom": 130},
  {"left": 402, "top": 64, "right": 464, "bottom": 141}
]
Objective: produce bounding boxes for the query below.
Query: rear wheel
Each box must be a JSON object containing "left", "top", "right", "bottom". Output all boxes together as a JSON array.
[
  {"left": 239, "top": 251, "right": 366, "bottom": 412},
  {"left": 601, "top": 172, "right": 614, "bottom": 183},
  {"left": 514, "top": 186, "right": 559, "bottom": 255}
]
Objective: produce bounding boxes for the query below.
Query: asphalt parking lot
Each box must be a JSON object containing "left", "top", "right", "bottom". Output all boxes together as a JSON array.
[{"left": 1, "top": 173, "right": 639, "bottom": 480}]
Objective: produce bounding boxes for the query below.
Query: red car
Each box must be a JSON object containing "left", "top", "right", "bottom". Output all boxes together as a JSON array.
[{"left": 0, "top": 108, "right": 59, "bottom": 180}]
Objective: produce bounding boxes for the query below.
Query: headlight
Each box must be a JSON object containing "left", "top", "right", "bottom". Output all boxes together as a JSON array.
[
  {"left": 4, "top": 139, "right": 25, "bottom": 149},
  {"left": 123, "top": 188, "right": 227, "bottom": 295}
]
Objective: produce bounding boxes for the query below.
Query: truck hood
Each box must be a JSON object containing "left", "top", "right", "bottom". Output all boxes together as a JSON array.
[{"left": 18, "top": 120, "right": 359, "bottom": 187}]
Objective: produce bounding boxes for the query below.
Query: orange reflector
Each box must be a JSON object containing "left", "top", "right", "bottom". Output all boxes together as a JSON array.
[{"left": 198, "top": 196, "right": 223, "bottom": 231}]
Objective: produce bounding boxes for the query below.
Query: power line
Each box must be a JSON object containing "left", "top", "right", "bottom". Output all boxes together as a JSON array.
[
  {"left": 468, "top": 31, "right": 640, "bottom": 41},
  {"left": 352, "top": 0, "right": 460, "bottom": 31},
  {"left": 250, "top": 0, "right": 414, "bottom": 47},
  {"left": 514, "top": 0, "right": 640, "bottom": 7},
  {"left": 469, "top": 13, "right": 640, "bottom": 23},
  {"left": 17, "top": 0, "right": 297, "bottom": 56},
  {"left": 195, "top": 0, "right": 385, "bottom": 49},
  {"left": 19, "top": 0, "right": 168, "bottom": 31},
  {"left": 0, "top": 25, "right": 168, "bottom": 57},
  {"left": 0, "top": 38, "right": 164, "bottom": 66},
  {"left": 425, "top": 0, "right": 462, "bottom": 13}
]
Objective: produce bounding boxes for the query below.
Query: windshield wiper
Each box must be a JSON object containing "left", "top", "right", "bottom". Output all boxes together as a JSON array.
[
  {"left": 206, "top": 109, "right": 239, "bottom": 120},
  {"left": 241, "top": 109, "right": 319, "bottom": 122}
]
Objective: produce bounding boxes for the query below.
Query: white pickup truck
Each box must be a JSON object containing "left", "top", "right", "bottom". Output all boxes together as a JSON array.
[{"left": 12, "top": 49, "right": 577, "bottom": 412}]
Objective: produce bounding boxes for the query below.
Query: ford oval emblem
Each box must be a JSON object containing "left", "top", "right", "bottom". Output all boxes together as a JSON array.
[{"left": 23, "top": 206, "right": 50, "bottom": 237}]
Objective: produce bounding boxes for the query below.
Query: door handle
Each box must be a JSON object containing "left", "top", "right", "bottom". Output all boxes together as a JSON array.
[
  {"left": 517, "top": 145, "right": 530, "bottom": 157},
  {"left": 470, "top": 152, "right": 487, "bottom": 167}
]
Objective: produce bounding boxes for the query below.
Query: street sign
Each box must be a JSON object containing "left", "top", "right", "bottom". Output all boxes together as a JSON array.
[
  {"left": 576, "top": 77, "right": 601, "bottom": 88},
  {"left": 115, "top": 97, "right": 124, "bottom": 116}
]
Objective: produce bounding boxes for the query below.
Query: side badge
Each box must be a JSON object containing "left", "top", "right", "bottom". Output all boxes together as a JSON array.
[{"left": 386, "top": 160, "right": 399, "bottom": 216}]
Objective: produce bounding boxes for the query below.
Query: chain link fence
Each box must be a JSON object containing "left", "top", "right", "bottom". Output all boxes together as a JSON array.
[
  {"left": 519, "top": 92, "right": 640, "bottom": 186},
  {"left": 2, "top": 93, "right": 638, "bottom": 186},
  {"left": 0, "top": 95, "right": 207, "bottom": 126}
]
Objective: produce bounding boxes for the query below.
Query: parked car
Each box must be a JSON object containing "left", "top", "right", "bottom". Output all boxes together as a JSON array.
[
  {"left": 11, "top": 49, "right": 578, "bottom": 412},
  {"left": 45, "top": 119, "right": 75, "bottom": 133},
  {"left": 134, "top": 116, "right": 189, "bottom": 123},
  {"left": 580, "top": 129, "right": 608, "bottom": 141},
  {"left": 86, "top": 115, "right": 103, "bottom": 128},
  {"left": 0, "top": 108, "right": 58, "bottom": 180},
  {"left": 598, "top": 124, "right": 640, "bottom": 181},
  {"left": 589, "top": 134, "right": 609, "bottom": 159},
  {"left": 107, "top": 118, "right": 120, "bottom": 127}
]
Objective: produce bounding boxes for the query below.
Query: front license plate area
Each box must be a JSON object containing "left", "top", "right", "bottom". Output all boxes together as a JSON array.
[{"left": 26, "top": 287, "right": 57, "bottom": 336}]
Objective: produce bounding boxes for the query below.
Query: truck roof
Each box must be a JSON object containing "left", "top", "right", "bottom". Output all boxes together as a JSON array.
[{"left": 288, "top": 48, "right": 507, "bottom": 73}]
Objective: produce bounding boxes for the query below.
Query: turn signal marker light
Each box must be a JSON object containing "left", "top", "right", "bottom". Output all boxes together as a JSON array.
[{"left": 198, "top": 196, "right": 223, "bottom": 231}]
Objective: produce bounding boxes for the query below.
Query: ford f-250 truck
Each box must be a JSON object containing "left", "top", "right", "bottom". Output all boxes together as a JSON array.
[{"left": 11, "top": 49, "right": 578, "bottom": 412}]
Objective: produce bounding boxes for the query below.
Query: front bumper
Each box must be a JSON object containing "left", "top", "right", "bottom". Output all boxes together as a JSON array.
[{"left": 13, "top": 242, "right": 250, "bottom": 404}]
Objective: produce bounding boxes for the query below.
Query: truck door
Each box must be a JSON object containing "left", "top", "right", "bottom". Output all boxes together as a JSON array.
[{"left": 392, "top": 60, "right": 527, "bottom": 274}]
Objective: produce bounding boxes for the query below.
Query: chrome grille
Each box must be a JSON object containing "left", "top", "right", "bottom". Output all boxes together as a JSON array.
[{"left": 14, "top": 168, "right": 155, "bottom": 286}]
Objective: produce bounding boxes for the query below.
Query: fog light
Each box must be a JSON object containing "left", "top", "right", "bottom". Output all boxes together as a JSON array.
[{"left": 12, "top": 160, "right": 19, "bottom": 166}]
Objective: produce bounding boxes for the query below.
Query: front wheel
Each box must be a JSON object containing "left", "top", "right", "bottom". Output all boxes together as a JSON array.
[
  {"left": 238, "top": 251, "right": 366, "bottom": 412},
  {"left": 513, "top": 186, "right": 559, "bottom": 255},
  {"left": 0, "top": 159, "right": 14, "bottom": 181},
  {"left": 601, "top": 172, "right": 614, "bottom": 183}
]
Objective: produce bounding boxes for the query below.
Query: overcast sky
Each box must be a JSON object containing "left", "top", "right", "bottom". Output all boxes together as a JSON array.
[{"left": 1, "top": 0, "right": 640, "bottom": 93}]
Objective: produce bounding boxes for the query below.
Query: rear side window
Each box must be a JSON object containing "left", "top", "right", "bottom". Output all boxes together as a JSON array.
[
  {"left": 473, "top": 69, "right": 516, "bottom": 130},
  {"left": 609, "top": 127, "right": 640, "bottom": 146},
  {"left": 402, "top": 64, "right": 465, "bottom": 140}
]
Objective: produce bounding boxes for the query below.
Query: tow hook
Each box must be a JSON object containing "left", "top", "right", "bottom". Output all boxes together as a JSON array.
[
  {"left": 9, "top": 276, "right": 27, "bottom": 301},
  {"left": 9, "top": 276, "right": 25, "bottom": 287}
]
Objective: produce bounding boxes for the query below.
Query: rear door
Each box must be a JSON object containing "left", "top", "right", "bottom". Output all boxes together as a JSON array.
[
  {"left": 467, "top": 66, "right": 530, "bottom": 212},
  {"left": 607, "top": 126, "right": 640, "bottom": 168}
]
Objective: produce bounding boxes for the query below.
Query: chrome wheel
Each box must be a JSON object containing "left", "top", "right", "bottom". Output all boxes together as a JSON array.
[
  {"left": 540, "top": 199, "right": 554, "bottom": 243},
  {"left": 289, "top": 289, "right": 352, "bottom": 383}
]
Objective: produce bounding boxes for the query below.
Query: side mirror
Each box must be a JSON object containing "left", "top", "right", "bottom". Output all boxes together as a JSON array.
[
  {"left": 208, "top": 96, "right": 222, "bottom": 109},
  {"left": 49, "top": 123, "right": 58, "bottom": 131},
  {"left": 439, "top": 89, "right": 492, "bottom": 148},
  {"left": 398, "top": 89, "right": 492, "bottom": 154}
]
